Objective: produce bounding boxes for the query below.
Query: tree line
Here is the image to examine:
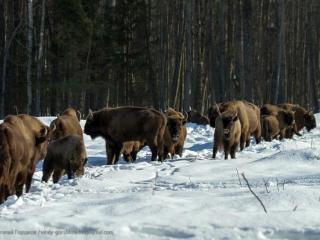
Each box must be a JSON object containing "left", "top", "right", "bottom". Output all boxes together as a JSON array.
[{"left": 0, "top": 0, "right": 319, "bottom": 118}]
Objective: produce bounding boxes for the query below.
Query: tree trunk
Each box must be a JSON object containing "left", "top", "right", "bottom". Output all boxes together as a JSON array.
[
  {"left": 274, "top": 0, "right": 285, "bottom": 104},
  {"left": 27, "top": 0, "right": 33, "bottom": 114},
  {"left": 183, "top": 0, "right": 192, "bottom": 112},
  {"left": 35, "top": 0, "right": 45, "bottom": 115}
]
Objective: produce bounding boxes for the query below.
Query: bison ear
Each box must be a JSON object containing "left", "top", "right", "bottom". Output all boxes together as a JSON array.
[
  {"left": 76, "top": 110, "right": 81, "bottom": 121},
  {"left": 232, "top": 115, "right": 238, "bottom": 122},
  {"left": 182, "top": 119, "right": 187, "bottom": 125},
  {"left": 35, "top": 127, "right": 49, "bottom": 145}
]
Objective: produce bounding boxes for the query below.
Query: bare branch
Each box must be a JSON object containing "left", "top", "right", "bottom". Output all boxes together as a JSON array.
[
  {"left": 236, "top": 168, "right": 242, "bottom": 187},
  {"left": 241, "top": 173, "right": 267, "bottom": 214}
]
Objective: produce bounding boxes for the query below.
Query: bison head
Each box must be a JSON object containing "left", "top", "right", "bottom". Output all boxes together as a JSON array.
[
  {"left": 84, "top": 109, "right": 101, "bottom": 140},
  {"left": 167, "top": 115, "right": 187, "bottom": 143},
  {"left": 208, "top": 103, "right": 221, "bottom": 128},
  {"left": 221, "top": 111, "right": 238, "bottom": 140},
  {"left": 304, "top": 111, "right": 316, "bottom": 131},
  {"left": 278, "top": 110, "right": 295, "bottom": 127}
]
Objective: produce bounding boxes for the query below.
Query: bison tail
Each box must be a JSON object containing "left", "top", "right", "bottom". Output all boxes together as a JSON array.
[
  {"left": 0, "top": 126, "right": 12, "bottom": 188},
  {"left": 0, "top": 127, "right": 11, "bottom": 173},
  {"left": 261, "top": 118, "right": 269, "bottom": 141}
]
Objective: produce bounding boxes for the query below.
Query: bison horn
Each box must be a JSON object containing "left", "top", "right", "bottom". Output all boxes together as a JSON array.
[
  {"left": 88, "top": 109, "right": 94, "bottom": 120},
  {"left": 76, "top": 110, "right": 81, "bottom": 121},
  {"left": 183, "top": 111, "right": 189, "bottom": 121},
  {"left": 50, "top": 123, "right": 56, "bottom": 132},
  {"left": 214, "top": 102, "right": 221, "bottom": 116}
]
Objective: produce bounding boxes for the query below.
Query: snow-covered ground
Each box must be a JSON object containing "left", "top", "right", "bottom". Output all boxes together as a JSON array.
[{"left": 1, "top": 115, "right": 320, "bottom": 240}]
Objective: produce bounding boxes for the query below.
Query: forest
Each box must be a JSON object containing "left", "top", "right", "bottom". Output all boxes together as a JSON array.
[{"left": 0, "top": 0, "right": 319, "bottom": 118}]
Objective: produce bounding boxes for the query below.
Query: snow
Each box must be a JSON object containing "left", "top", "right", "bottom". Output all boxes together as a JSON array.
[{"left": 1, "top": 115, "right": 320, "bottom": 239}]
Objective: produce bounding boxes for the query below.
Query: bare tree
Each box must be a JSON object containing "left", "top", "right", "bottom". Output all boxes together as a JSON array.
[{"left": 26, "top": 0, "right": 33, "bottom": 114}]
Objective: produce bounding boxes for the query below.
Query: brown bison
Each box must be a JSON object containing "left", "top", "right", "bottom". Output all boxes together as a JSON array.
[
  {"left": 277, "top": 103, "right": 316, "bottom": 132},
  {"left": 260, "top": 103, "right": 306, "bottom": 138},
  {"left": 208, "top": 101, "right": 261, "bottom": 150},
  {"left": 84, "top": 106, "right": 167, "bottom": 164},
  {"left": 50, "top": 107, "right": 83, "bottom": 140},
  {"left": 0, "top": 115, "right": 50, "bottom": 203},
  {"left": 213, "top": 110, "right": 241, "bottom": 159},
  {"left": 187, "top": 110, "right": 209, "bottom": 125},
  {"left": 163, "top": 108, "right": 187, "bottom": 159},
  {"left": 121, "top": 141, "right": 146, "bottom": 162},
  {"left": 42, "top": 135, "right": 87, "bottom": 183},
  {"left": 261, "top": 110, "right": 296, "bottom": 141}
]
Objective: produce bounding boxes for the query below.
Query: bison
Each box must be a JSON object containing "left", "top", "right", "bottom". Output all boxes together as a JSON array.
[
  {"left": 42, "top": 135, "right": 87, "bottom": 183},
  {"left": 121, "top": 141, "right": 146, "bottom": 162},
  {"left": 187, "top": 110, "right": 209, "bottom": 125},
  {"left": 260, "top": 103, "right": 304, "bottom": 138},
  {"left": 208, "top": 100, "right": 261, "bottom": 150},
  {"left": 0, "top": 115, "right": 50, "bottom": 203},
  {"left": 50, "top": 107, "right": 83, "bottom": 140},
  {"left": 277, "top": 103, "right": 316, "bottom": 132},
  {"left": 163, "top": 108, "right": 187, "bottom": 159},
  {"left": 84, "top": 106, "right": 167, "bottom": 164},
  {"left": 261, "top": 110, "right": 296, "bottom": 141},
  {"left": 213, "top": 110, "right": 241, "bottom": 159}
]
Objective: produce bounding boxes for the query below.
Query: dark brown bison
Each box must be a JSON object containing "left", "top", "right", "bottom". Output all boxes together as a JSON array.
[
  {"left": 42, "top": 135, "right": 87, "bottom": 183},
  {"left": 261, "top": 110, "right": 296, "bottom": 141},
  {"left": 187, "top": 110, "right": 209, "bottom": 125},
  {"left": 208, "top": 101, "right": 261, "bottom": 150},
  {"left": 50, "top": 107, "right": 83, "bottom": 140},
  {"left": 163, "top": 108, "right": 187, "bottom": 159},
  {"left": 84, "top": 106, "right": 167, "bottom": 164},
  {"left": 213, "top": 110, "right": 241, "bottom": 159},
  {"left": 277, "top": 103, "right": 316, "bottom": 132},
  {"left": 121, "top": 141, "right": 146, "bottom": 162},
  {"left": 0, "top": 115, "right": 50, "bottom": 203}
]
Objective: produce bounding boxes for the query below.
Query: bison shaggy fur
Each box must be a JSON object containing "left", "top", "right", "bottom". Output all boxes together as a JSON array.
[
  {"left": 42, "top": 135, "right": 87, "bottom": 183},
  {"left": 84, "top": 106, "right": 167, "bottom": 164}
]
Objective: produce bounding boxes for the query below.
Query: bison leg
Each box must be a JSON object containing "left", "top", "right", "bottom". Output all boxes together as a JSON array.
[
  {"left": 149, "top": 145, "right": 158, "bottom": 162},
  {"left": 42, "top": 157, "right": 54, "bottom": 183},
  {"left": 240, "top": 134, "right": 246, "bottom": 150},
  {"left": 106, "top": 142, "right": 116, "bottom": 165},
  {"left": 113, "top": 143, "right": 122, "bottom": 164},
  {"left": 279, "top": 130, "right": 285, "bottom": 140},
  {"left": 123, "top": 153, "right": 131, "bottom": 162},
  {"left": 15, "top": 172, "right": 27, "bottom": 197},
  {"left": 230, "top": 143, "right": 238, "bottom": 159},
  {"left": 223, "top": 142, "right": 230, "bottom": 160},
  {"left": 254, "top": 124, "right": 262, "bottom": 144},
  {"left": 163, "top": 146, "right": 169, "bottom": 160},
  {"left": 175, "top": 144, "right": 184, "bottom": 157},
  {"left": 131, "top": 150, "right": 138, "bottom": 162},
  {"left": 212, "top": 142, "right": 219, "bottom": 159},
  {"left": 245, "top": 137, "right": 250, "bottom": 147},
  {"left": 52, "top": 169, "right": 63, "bottom": 183},
  {"left": 25, "top": 163, "right": 37, "bottom": 193}
]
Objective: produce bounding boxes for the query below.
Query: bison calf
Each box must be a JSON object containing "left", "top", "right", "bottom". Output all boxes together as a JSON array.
[
  {"left": 42, "top": 135, "right": 87, "bottom": 183},
  {"left": 261, "top": 110, "right": 296, "bottom": 141},
  {"left": 213, "top": 110, "right": 241, "bottom": 159},
  {"left": 121, "top": 141, "right": 146, "bottom": 162},
  {"left": 163, "top": 108, "right": 187, "bottom": 159}
]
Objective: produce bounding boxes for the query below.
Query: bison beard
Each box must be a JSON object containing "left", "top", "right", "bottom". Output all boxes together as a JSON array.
[{"left": 84, "top": 106, "right": 167, "bottom": 164}]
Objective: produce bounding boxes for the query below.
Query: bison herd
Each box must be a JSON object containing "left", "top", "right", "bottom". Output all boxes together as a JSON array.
[{"left": 0, "top": 101, "right": 316, "bottom": 204}]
